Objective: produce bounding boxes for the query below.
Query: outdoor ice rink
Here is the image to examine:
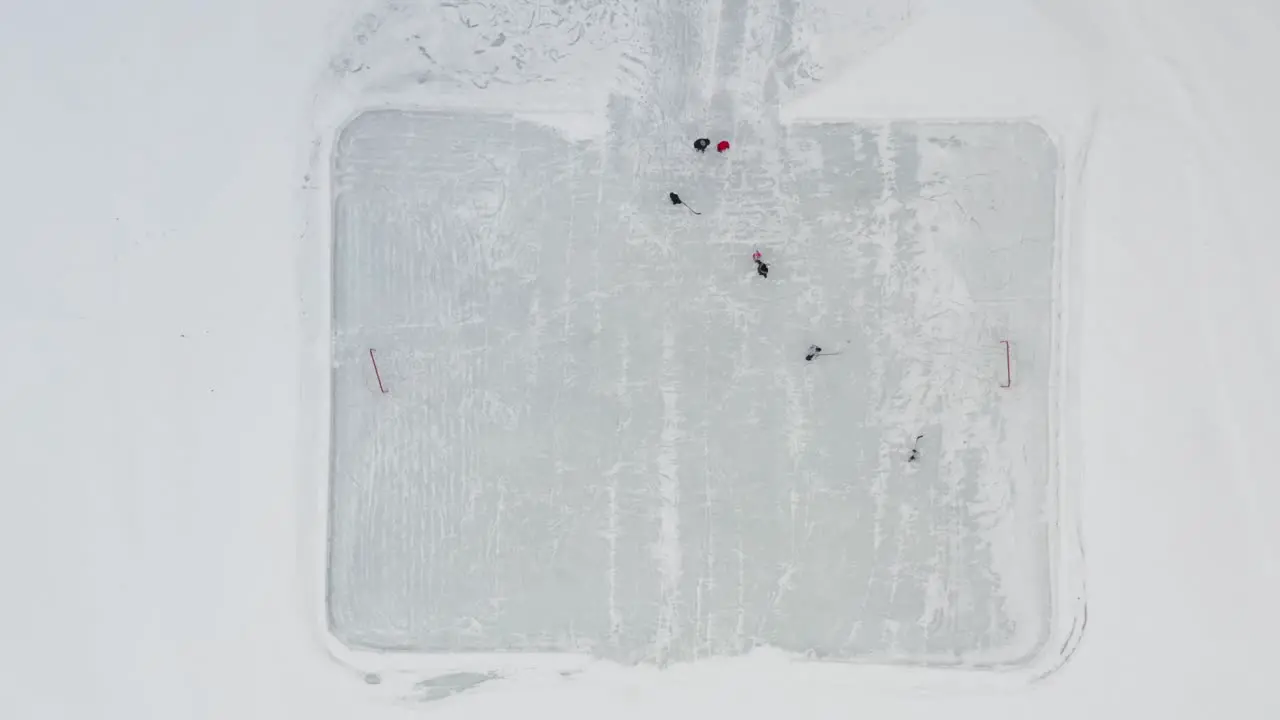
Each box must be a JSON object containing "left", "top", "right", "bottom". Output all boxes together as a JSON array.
[{"left": 325, "top": 109, "right": 1060, "bottom": 667}]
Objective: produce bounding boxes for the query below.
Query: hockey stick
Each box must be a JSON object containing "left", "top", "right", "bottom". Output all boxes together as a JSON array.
[{"left": 669, "top": 192, "right": 701, "bottom": 215}]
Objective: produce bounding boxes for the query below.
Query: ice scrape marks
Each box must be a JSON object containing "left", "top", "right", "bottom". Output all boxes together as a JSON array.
[
  {"left": 653, "top": 319, "right": 683, "bottom": 662},
  {"left": 325, "top": 108, "right": 1061, "bottom": 668}
]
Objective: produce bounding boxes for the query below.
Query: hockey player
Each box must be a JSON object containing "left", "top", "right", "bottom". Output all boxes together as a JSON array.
[
  {"left": 753, "top": 250, "right": 769, "bottom": 278},
  {"left": 908, "top": 434, "right": 924, "bottom": 463},
  {"left": 669, "top": 192, "right": 701, "bottom": 215},
  {"left": 717, "top": 140, "right": 731, "bottom": 153},
  {"left": 693, "top": 138, "right": 711, "bottom": 152},
  {"left": 805, "top": 345, "right": 823, "bottom": 361}
]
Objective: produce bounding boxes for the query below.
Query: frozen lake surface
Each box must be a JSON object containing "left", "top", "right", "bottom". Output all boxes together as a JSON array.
[{"left": 326, "top": 109, "right": 1060, "bottom": 666}]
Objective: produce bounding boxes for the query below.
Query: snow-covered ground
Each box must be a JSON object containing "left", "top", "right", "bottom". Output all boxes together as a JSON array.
[{"left": 3, "top": 0, "right": 1278, "bottom": 717}]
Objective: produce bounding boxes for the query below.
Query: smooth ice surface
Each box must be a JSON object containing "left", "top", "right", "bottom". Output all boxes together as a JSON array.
[{"left": 327, "top": 109, "right": 1058, "bottom": 665}]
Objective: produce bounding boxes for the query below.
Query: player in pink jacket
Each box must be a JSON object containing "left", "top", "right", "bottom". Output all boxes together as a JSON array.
[{"left": 752, "top": 249, "right": 769, "bottom": 278}]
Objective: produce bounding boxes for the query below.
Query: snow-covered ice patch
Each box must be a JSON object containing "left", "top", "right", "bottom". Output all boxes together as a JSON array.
[{"left": 514, "top": 112, "right": 610, "bottom": 143}]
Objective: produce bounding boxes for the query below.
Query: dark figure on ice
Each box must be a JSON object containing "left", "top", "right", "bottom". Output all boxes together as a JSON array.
[
  {"left": 805, "top": 345, "right": 823, "bottom": 362},
  {"left": 693, "top": 137, "right": 711, "bottom": 152},
  {"left": 908, "top": 434, "right": 924, "bottom": 463},
  {"left": 753, "top": 249, "right": 769, "bottom": 278},
  {"left": 669, "top": 192, "right": 701, "bottom": 215}
]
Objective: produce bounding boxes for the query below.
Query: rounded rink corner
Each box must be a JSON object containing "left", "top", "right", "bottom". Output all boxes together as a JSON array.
[{"left": 300, "top": 99, "right": 1087, "bottom": 692}]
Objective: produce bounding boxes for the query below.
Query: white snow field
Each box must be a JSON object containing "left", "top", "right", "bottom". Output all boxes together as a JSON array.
[
  {"left": 3, "top": 0, "right": 1279, "bottom": 718},
  {"left": 326, "top": 108, "right": 1064, "bottom": 669}
]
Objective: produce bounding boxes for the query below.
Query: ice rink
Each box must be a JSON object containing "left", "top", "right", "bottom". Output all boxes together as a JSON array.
[{"left": 326, "top": 109, "right": 1060, "bottom": 666}]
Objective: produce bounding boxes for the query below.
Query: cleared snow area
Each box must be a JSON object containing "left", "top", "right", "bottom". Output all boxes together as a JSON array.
[
  {"left": 3, "top": 0, "right": 1278, "bottom": 717},
  {"left": 327, "top": 109, "right": 1060, "bottom": 666}
]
